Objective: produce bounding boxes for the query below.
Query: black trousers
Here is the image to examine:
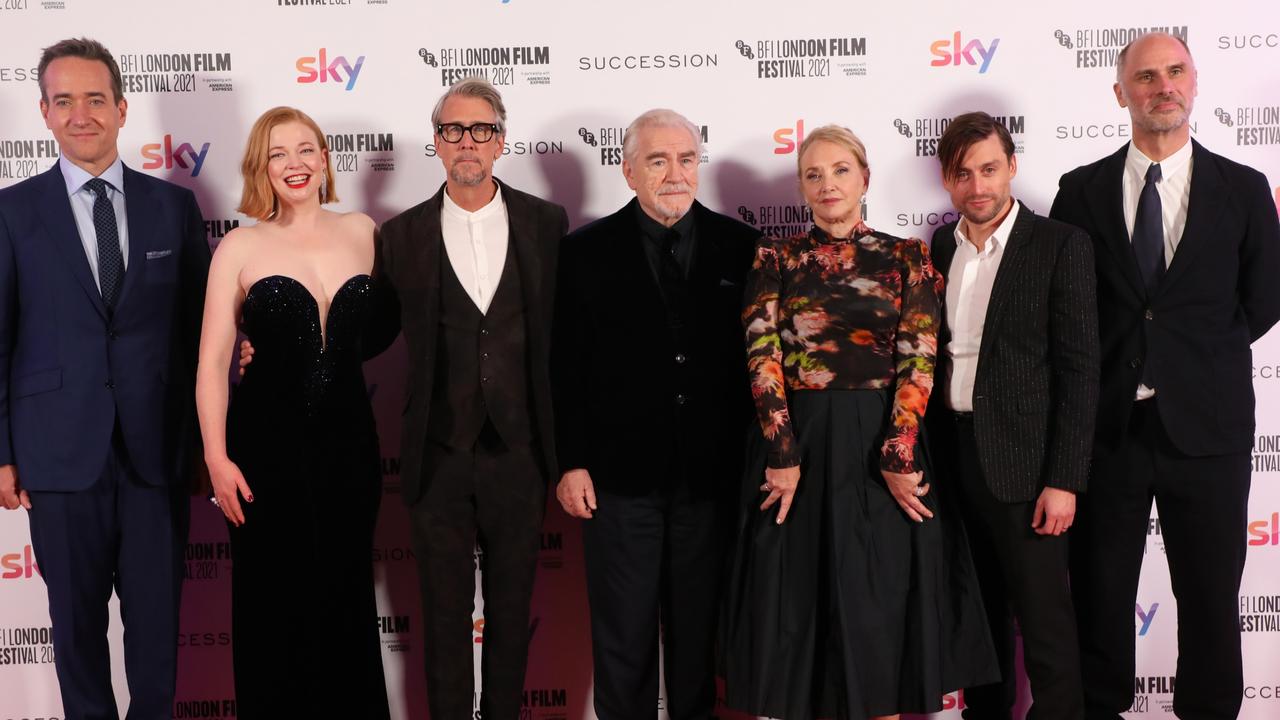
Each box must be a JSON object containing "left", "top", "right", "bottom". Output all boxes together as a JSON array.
[
  {"left": 409, "top": 422, "right": 546, "bottom": 720},
  {"left": 27, "top": 429, "right": 188, "bottom": 720},
  {"left": 950, "top": 416, "right": 1083, "bottom": 720},
  {"left": 1071, "top": 399, "right": 1250, "bottom": 720},
  {"left": 582, "top": 484, "right": 727, "bottom": 720}
]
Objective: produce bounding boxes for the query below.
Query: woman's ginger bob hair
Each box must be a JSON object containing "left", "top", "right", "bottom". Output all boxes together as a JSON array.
[{"left": 237, "top": 106, "right": 337, "bottom": 221}]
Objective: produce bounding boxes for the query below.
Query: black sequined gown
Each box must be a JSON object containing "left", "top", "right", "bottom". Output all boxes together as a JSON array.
[{"left": 226, "top": 274, "right": 390, "bottom": 719}]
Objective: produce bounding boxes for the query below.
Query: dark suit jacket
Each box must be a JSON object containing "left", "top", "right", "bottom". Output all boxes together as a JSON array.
[
  {"left": 1050, "top": 140, "right": 1280, "bottom": 457},
  {"left": 927, "top": 202, "right": 1100, "bottom": 503},
  {"left": 378, "top": 180, "right": 568, "bottom": 505},
  {"left": 551, "top": 199, "right": 758, "bottom": 497},
  {"left": 0, "top": 163, "right": 209, "bottom": 490}
]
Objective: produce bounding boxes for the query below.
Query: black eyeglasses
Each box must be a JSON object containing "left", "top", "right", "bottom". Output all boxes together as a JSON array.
[{"left": 435, "top": 122, "right": 500, "bottom": 143}]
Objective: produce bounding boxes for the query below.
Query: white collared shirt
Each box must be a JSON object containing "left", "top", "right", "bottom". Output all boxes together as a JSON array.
[
  {"left": 441, "top": 181, "right": 509, "bottom": 314},
  {"left": 60, "top": 155, "right": 130, "bottom": 290},
  {"left": 944, "top": 199, "right": 1020, "bottom": 412},
  {"left": 1122, "top": 139, "right": 1193, "bottom": 399}
]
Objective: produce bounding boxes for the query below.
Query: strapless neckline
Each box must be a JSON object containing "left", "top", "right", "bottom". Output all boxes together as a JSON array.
[{"left": 244, "top": 274, "right": 371, "bottom": 350}]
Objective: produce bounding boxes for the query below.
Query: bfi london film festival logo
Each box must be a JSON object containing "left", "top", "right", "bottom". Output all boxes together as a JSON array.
[
  {"left": 891, "top": 114, "right": 1025, "bottom": 157},
  {"left": 1254, "top": 433, "right": 1280, "bottom": 473},
  {"left": 0, "top": 0, "right": 66, "bottom": 11},
  {"left": 296, "top": 49, "right": 364, "bottom": 91},
  {"left": 1213, "top": 105, "right": 1280, "bottom": 147},
  {"left": 577, "top": 123, "right": 709, "bottom": 167},
  {"left": 116, "top": 50, "right": 235, "bottom": 93},
  {"left": 472, "top": 684, "right": 568, "bottom": 720},
  {"left": 0, "top": 625, "right": 55, "bottom": 667},
  {"left": 0, "top": 137, "right": 57, "bottom": 181},
  {"left": 1052, "top": 24, "right": 1188, "bottom": 69},
  {"left": 1145, "top": 516, "right": 1165, "bottom": 555},
  {"left": 184, "top": 541, "right": 232, "bottom": 582},
  {"left": 1240, "top": 594, "right": 1280, "bottom": 633},
  {"left": 140, "top": 136, "right": 210, "bottom": 177},
  {"left": 206, "top": 219, "right": 240, "bottom": 244},
  {"left": 326, "top": 130, "right": 395, "bottom": 174},
  {"left": 172, "top": 698, "right": 237, "bottom": 719},
  {"left": 732, "top": 36, "right": 868, "bottom": 79},
  {"left": 929, "top": 32, "right": 1000, "bottom": 74},
  {"left": 1131, "top": 673, "right": 1175, "bottom": 714},
  {"left": 379, "top": 614, "right": 411, "bottom": 653},
  {"left": 277, "top": 0, "right": 390, "bottom": 6},
  {"left": 418, "top": 44, "right": 551, "bottom": 87}
]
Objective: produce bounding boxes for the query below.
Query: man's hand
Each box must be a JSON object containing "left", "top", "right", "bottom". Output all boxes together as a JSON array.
[
  {"left": 238, "top": 339, "right": 254, "bottom": 377},
  {"left": 556, "top": 469, "right": 597, "bottom": 519},
  {"left": 760, "top": 465, "right": 801, "bottom": 524},
  {"left": 0, "top": 464, "right": 31, "bottom": 510},
  {"left": 1032, "top": 486, "right": 1076, "bottom": 536}
]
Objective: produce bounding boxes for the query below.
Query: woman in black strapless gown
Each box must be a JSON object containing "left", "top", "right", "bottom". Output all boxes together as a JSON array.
[{"left": 196, "top": 107, "right": 395, "bottom": 719}]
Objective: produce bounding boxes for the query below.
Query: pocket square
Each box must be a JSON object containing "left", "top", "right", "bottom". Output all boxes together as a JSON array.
[
  {"left": 145, "top": 249, "right": 173, "bottom": 260},
  {"left": 719, "top": 279, "right": 739, "bottom": 287}
]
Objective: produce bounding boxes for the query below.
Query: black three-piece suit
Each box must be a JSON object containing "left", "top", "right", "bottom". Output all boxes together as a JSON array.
[
  {"left": 928, "top": 201, "right": 1099, "bottom": 720},
  {"left": 377, "top": 179, "right": 568, "bottom": 719},
  {"left": 1051, "top": 140, "right": 1280, "bottom": 720}
]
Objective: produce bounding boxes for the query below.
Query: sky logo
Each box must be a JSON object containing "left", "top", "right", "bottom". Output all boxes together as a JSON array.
[
  {"left": 1248, "top": 512, "right": 1279, "bottom": 546},
  {"left": 1135, "top": 602, "right": 1159, "bottom": 636},
  {"left": 141, "top": 136, "right": 209, "bottom": 176},
  {"left": 773, "top": 119, "right": 806, "bottom": 155},
  {"left": 930, "top": 32, "right": 1000, "bottom": 74},
  {"left": 1, "top": 544, "right": 40, "bottom": 579},
  {"left": 296, "top": 49, "right": 365, "bottom": 91}
]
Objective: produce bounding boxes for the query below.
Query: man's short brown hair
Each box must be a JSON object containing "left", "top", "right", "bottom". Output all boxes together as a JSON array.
[
  {"left": 37, "top": 37, "right": 124, "bottom": 102},
  {"left": 937, "top": 111, "right": 1015, "bottom": 182}
]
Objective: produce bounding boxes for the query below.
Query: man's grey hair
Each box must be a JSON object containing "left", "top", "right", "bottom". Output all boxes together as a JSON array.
[
  {"left": 1115, "top": 31, "right": 1193, "bottom": 81},
  {"left": 622, "top": 108, "right": 702, "bottom": 163},
  {"left": 430, "top": 76, "right": 508, "bottom": 135}
]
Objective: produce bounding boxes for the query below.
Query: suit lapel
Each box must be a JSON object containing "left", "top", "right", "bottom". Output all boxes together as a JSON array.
[
  {"left": 976, "top": 202, "right": 1034, "bottom": 369},
  {"left": 115, "top": 165, "right": 150, "bottom": 312},
  {"left": 1084, "top": 144, "right": 1146, "bottom": 298},
  {"left": 617, "top": 199, "right": 670, "bottom": 337},
  {"left": 931, "top": 225, "right": 958, "bottom": 353},
  {"left": 688, "top": 201, "right": 720, "bottom": 292},
  {"left": 1157, "top": 140, "right": 1225, "bottom": 296},
  {"left": 502, "top": 181, "right": 543, "bottom": 321},
  {"left": 35, "top": 165, "right": 107, "bottom": 319}
]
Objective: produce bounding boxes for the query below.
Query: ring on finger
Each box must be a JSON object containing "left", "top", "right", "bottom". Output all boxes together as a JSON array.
[
  {"left": 913, "top": 485, "right": 926, "bottom": 497},
  {"left": 210, "top": 496, "right": 221, "bottom": 508}
]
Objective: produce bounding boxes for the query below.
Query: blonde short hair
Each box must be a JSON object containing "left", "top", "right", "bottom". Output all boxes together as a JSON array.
[
  {"left": 796, "top": 124, "right": 870, "bottom": 184},
  {"left": 237, "top": 106, "right": 337, "bottom": 221}
]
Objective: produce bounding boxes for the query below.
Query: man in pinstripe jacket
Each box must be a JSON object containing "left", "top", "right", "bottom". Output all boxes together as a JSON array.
[{"left": 926, "top": 112, "right": 1100, "bottom": 720}]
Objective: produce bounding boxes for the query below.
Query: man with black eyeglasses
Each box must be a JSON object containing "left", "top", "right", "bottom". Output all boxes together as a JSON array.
[{"left": 377, "top": 76, "right": 569, "bottom": 719}]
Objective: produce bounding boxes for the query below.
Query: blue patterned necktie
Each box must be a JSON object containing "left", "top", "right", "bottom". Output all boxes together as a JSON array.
[
  {"left": 84, "top": 178, "right": 124, "bottom": 309},
  {"left": 1132, "top": 162, "right": 1164, "bottom": 293}
]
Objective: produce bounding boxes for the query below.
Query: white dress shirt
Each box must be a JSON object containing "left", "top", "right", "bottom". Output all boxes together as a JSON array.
[
  {"left": 441, "top": 181, "right": 509, "bottom": 314},
  {"left": 944, "top": 199, "right": 1020, "bottom": 412},
  {"left": 1122, "top": 139, "right": 1193, "bottom": 399},
  {"left": 60, "top": 155, "right": 130, "bottom": 290}
]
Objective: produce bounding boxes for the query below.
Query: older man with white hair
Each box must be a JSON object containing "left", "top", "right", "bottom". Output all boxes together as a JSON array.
[{"left": 551, "top": 108, "right": 759, "bottom": 720}]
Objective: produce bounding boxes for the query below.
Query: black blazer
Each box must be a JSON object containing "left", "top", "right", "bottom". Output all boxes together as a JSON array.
[
  {"left": 927, "top": 202, "right": 1099, "bottom": 503},
  {"left": 378, "top": 180, "right": 568, "bottom": 505},
  {"left": 1050, "top": 140, "right": 1280, "bottom": 457},
  {"left": 0, "top": 163, "right": 208, "bottom": 490},
  {"left": 551, "top": 199, "right": 758, "bottom": 497}
]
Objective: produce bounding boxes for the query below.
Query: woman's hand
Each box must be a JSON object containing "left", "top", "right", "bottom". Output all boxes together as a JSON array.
[
  {"left": 207, "top": 456, "right": 254, "bottom": 527},
  {"left": 760, "top": 465, "right": 801, "bottom": 524},
  {"left": 883, "top": 469, "right": 934, "bottom": 522}
]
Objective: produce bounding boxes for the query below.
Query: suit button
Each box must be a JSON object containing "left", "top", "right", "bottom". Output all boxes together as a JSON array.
[
  {"left": 480, "top": 329, "right": 490, "bottom": 336},
  {"left": 481, "top": 352, "right": 489, "bottom": 360},
  {"left": 1144, "top": 309, "right": 1153, "bottom": 320},
  {"left": 675, "top": 353, "right": 687, "bottom": 364},
  {"left": 1130, "top": 358, "right": 1143, "bottom": 368},
  {"left": 105, "top": 380, "right": 115, "bottom": 389},
  {"left": 107, "top": 331, "right": 118, "bottom": 340},
  {"left": 481, "top": 377, "right": 489, "bottom": 384},
  {"left": 675, "top": 394, "right": 687, "bottom": 405}
]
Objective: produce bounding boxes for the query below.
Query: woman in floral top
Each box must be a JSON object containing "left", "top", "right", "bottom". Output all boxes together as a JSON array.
[{"left": 720, "top": 126, "right": 997, "bottom": 720}]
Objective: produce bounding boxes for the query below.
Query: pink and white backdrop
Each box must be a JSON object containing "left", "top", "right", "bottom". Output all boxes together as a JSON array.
[{"left": 1, "top": 0, "right": 1278, "bottom": 717}]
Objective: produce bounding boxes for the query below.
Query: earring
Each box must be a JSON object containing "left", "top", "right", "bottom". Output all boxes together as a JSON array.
[{"left": 320, "top": 171, "right": 328, "bottom": 202}]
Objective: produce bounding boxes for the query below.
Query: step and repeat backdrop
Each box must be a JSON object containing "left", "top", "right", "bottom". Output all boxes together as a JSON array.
[{"left": 1, "top": 0, "right": 1278, "bottom": 718}]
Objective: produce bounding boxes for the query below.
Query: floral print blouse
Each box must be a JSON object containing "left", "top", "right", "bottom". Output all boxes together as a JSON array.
[{"left": 743, "top": 221, "right": 943, "bottom": 473}]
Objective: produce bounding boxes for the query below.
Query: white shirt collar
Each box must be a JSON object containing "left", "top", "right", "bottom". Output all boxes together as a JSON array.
[
  {"left": 1125, "top": 138, "right": 1192, "bottom": 180},
  {"left": 442, "top": 179, "right": 505, "bottom": 221},
  {"left": 954, "top": 198, "right": 1020, "bottom": 255},
  {"left": 60, "top": 155, "right": 125, "bottom": 197}
]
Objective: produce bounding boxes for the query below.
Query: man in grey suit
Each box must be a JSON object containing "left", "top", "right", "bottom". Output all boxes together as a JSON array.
[{"left": 926, "top": 111, "right": 1100, "bottom": 720}]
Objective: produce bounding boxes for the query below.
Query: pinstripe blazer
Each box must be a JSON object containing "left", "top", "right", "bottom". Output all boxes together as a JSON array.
[{"left": 927, "top": 202, "right": 1100, "bottom": 503}]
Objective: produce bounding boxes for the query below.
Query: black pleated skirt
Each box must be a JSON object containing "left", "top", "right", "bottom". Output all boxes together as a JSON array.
[{"left": 720, "top": 389, "right": 998, "bottom": 719}]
